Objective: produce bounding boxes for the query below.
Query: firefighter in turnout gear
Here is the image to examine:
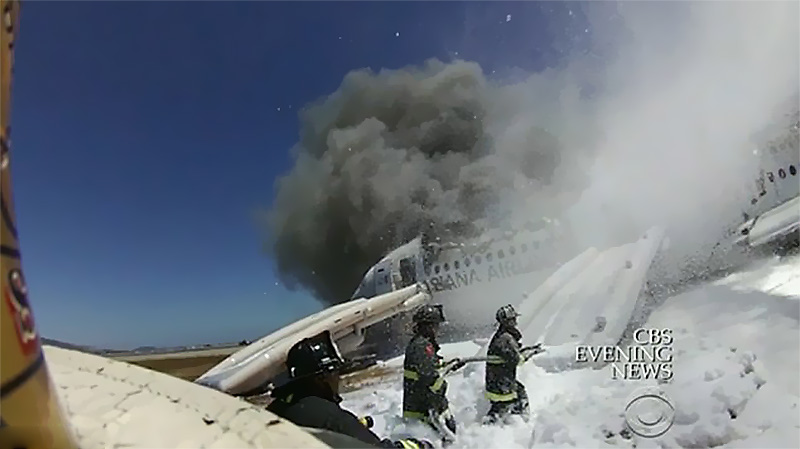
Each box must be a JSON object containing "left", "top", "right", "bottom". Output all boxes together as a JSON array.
[
  {"left": 402, "top": 304, "right": 459, "bottom": 444},
  {"left": 268, "top": 330, "right": 434, "bottom": 449},
  {"left": 484, "top": 304, "right": 531, "bottom": 424}
]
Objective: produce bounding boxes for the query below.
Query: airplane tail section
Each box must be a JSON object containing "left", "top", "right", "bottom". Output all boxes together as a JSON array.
[{"left": 527, "top": 227, "right": 666, "bottom": 372}]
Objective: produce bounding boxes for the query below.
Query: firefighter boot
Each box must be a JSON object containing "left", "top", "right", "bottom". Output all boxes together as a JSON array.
[{"left": 426, "top": 409, "right": 456, "bottom": 446}]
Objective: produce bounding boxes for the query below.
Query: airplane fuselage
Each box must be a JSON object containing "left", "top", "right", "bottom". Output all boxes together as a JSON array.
[{"left": 351, "top": 221, "right": 577, "bottom": 331}]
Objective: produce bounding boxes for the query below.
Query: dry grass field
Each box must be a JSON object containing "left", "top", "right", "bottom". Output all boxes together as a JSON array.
[
  {"left": 109, "top": 347, "right": 401, "bottom": 400},
  {"left": 109, "top": 347, "right": 239, "bottom": 381}
]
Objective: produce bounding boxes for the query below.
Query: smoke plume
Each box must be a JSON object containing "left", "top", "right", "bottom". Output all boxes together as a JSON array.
[{"left": 265, "top": 2, "right": 799, "bottom": 305}]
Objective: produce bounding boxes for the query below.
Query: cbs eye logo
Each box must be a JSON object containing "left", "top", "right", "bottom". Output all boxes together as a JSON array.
[{"left": 624, "top": 387, "right": 676, "bottom": 438}]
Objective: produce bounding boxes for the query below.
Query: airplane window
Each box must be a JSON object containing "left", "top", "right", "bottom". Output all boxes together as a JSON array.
[
  {"left": 768, "top": 172, "right": 774, "bottom": 182},
  {"left": 779, "top": 168, "right": 786, "bottom": 179},
  {"left": 435, "top": 265, "right": 441, "bottom": 274},
  {"left": 454, "top": 260, "right": 460, "bottom": 269},
  {"left": 790, "top": 165, "right": 797, "bottom": 176},
  {"left": 509, "top": 246, "right": 516, "bottom": 255},
  {"left": 521, "top": 243, "right": 528, "bottom": 253},
  {"left": 475, "top": 255, "right": 482, "bottom": 264},
  {"left": 443, "top": 262, "right": 450, "bottom": 272},
  {"left": 498, "top": 250, "right": 505, "bottom": 259},
  {"left": 486, "top": 252, "right": 493, "bottom": 262},
  {"left": 464, "top": 258, "right": 471, "bottom": 267}
]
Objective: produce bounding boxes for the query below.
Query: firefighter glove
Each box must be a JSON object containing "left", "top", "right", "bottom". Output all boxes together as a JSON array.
[
  {"left": 395, "top": 438, "right": 434, "bottom": 449},
  {"left": 359, "top": 415, "right": 374, "bottom": 428}
]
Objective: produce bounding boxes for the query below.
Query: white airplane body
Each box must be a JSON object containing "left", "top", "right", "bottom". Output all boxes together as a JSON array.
[{"left": 350, "top": 118, "right": 799, "bottom": 329}]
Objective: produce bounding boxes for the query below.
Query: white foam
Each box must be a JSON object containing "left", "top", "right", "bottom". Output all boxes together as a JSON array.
[{"left": 342, "top": 256, "right": 800, "bottom": 448}]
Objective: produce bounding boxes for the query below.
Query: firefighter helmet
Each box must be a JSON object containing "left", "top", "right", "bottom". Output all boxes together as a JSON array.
[
  {"left": 412, "top": 303, "right": 446, "bottom": 325},
  {"left": 496, "top": 304, "right": 520, "bottom": 325},
  {"left": 285, "top": 330, "right": 346, "bottom": 379}
]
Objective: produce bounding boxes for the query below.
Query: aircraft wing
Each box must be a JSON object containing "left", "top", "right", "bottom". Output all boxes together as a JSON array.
[
  {"left": 195, "top": 283, "right": 431, "bottom": 396},
  {"left": 43, "top": 345, "right": 331, "bottom": 449}
]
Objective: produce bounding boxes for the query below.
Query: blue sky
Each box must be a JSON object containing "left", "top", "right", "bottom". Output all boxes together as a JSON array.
[{"left": 10, "top": 1, "right": 591, "bottom": 349}]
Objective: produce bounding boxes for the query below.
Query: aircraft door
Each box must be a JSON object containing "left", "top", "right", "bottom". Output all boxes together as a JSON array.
[
  {"left": 374, "top": 259, "right": 393, "bottom": 295},
  {"left": 398, "top": 257, "right": 417, "bottom": 288}
]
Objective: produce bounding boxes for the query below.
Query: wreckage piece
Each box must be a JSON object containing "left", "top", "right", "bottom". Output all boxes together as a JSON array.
[{"left": 195, "top": 284, "right": 431, "bottom": 396}]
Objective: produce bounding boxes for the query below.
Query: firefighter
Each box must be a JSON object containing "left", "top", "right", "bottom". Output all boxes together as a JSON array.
[
  {"left": 484, "top": 304, "right": 530, "bottom": 424},
  {"left": 402, "top": 304, "right": 459, "bottom": 444},
  {"left": 268, "top": 330, "right": 433, "bottom": 449}
]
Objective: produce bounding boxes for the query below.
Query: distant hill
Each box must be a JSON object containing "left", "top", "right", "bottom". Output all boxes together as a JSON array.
[
  {"left": 40, "top": 337, "right": 120, "bottom": 355},
  {"left": 40, "top": 338, "right": 246, "bottom": 356},
  {"left": 133, "top": 345, "right": 158, "bottom": 352}
]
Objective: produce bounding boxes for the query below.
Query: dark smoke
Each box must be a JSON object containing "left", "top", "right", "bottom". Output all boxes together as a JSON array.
[
  {"left": 264, "top": 1, "right": 799, "bottom": 308},
  {"left": 265, "top": 59, "right": 584, "bottom": 305}
]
